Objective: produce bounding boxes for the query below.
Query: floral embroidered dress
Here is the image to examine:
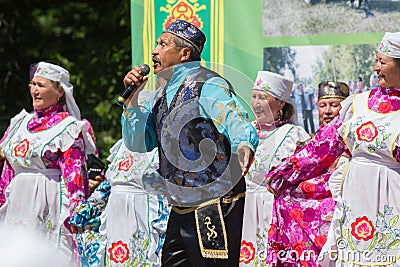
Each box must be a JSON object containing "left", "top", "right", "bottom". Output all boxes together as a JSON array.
[
  {"left": 266, "top": 87, "right": 400, "bottom": 267},
  {"left": 318, "top": 88, "right": 400, "bottom": 266},
  {"left": 240, "top": 122, "right": 310, "bottom": 266},
  {"left": 71, "top": 139, "right": 170, "bottom": 267},
  {"left": 0, "top": 104, "right": 95, "bottom": 264}
]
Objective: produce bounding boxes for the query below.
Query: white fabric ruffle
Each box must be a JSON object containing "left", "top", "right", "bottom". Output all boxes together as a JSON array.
[{"left": 46, "top": 118, "right": 96, "bottom": 155}]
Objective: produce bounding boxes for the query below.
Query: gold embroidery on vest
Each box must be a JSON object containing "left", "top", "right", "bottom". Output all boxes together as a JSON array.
[{"left": 204, "top": 216, "right": 218, "bottom": 241}]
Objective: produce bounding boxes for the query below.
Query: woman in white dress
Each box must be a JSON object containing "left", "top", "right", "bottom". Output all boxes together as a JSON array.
[
  {"left": 317, "top": 32, "right": 400, "bottom": 266},
  {"left": 266, "top": 32, "right": 400, "bottom": 266},
  {"left": 71, "top": 90, "right": 170, "bottom": 267},
  {"left": 239, "top": 71, "right": 310, "bottom": 266},
  {"left": 0, "top": 61, "right": 96, "bottom": 266},
  {"left": 72, "top": 141, "right": 170, "bottom": 267}
]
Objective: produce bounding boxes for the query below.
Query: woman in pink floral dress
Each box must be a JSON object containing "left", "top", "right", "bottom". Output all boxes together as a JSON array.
[
  {"left": 267, "top": 32, "right": 400, "bottom": 266},
  {"left": 0, "top": 61, "right": 95, "bottom": 266},
  {"left": 265, "top": 81, "right": 350, "bottom": 267}
]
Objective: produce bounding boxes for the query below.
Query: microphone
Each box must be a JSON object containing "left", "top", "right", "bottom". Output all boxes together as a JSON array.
[{"left": 116, "top": 64, "right": 150, "bottom": 106}]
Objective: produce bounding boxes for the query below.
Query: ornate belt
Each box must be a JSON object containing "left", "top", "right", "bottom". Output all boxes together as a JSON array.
[{"left": 171, "top": 192, "right": 245, "bottom": 259}]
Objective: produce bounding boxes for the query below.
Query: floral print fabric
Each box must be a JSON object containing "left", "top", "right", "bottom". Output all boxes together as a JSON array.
[
  {"left": 318, "top": 89, "right": 400, "bottom": 266},
  {"left": 266, "top": 118, "right": 346, "bottom": 267},
  {"left": 72, "top": 179, "right": 111, "bottom": 267},
  {"left": 0, "top": 103, "right": 92, "bottom": 221},
  {"left": 266, "top": 87, "right": 400, "bottom": 266},
  {"left": 368, "top": 87, "right": 400, "bottom": 113}
]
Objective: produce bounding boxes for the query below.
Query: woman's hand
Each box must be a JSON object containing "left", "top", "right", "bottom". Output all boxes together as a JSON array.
[
  {"left": 237, "top": 145, "right": 254, "bottom": 177},
  {"left": 266, "top": 176, "right": 280, "bottom": 197},
  {"left": 70, "top": 224, "right": 83, "bottom": 234},
  {"left": 88, "top": 174, "right": 105, "bottom": 196},
  {"left": 0, "top": 146, "right": 5, "bottom": 161},
  {"left": 266, "top": 184, "right": 279, "bottom": 198}
]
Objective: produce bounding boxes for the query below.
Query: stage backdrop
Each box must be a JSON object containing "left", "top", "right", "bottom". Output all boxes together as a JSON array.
[{"left": 130, "top": 0, "right": 390, "bottom": 118}]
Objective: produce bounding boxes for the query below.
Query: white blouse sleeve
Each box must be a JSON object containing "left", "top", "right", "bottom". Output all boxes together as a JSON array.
[
  {"left": 337, "top": 95, "right": 355, "bottom": 138},
  {"left": 46, "top": 119, "right": 96, "bottom": 155}
]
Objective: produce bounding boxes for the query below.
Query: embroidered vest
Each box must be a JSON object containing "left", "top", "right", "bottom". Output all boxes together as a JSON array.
[{"left": 153, "top": 67, "right": 233, "bottom": 187}]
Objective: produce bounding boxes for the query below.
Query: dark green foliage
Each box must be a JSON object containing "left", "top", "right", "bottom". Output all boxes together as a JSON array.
[
  {"left": 263, "top": 47, "right": 297, "bottom": 79},
  {"left": 0, "top": 0, "right": 132, "bottom": 158}
]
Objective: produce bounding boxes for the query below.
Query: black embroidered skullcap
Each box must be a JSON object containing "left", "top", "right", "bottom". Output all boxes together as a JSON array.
[
  {"left": 164, "top": 20, "right": 206, "bottom": 53},
  {"left": 318, "top": 81, "right": 349, "bottom": 100}
]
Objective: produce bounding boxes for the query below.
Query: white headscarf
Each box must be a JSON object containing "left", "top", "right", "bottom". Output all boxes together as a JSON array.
[
  {"left": 378, "top": 32, "right": 400, "bottom": 59},
  {"left": 253, "top": 71, "right": 293, "bottom": 102},
  {"left": 33, "top": 62, "right": 81, "bottom": 120},
  {"left": 253, "top": 71, "right": 298, "bottom": 124}
]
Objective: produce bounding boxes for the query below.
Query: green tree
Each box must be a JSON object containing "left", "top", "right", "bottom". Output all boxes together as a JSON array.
[
  {"left": 312, "top": 44, "right": 376, "bottom": 89},
  {"left": 0, "top": 0, "right": 132, "bottom": 157},
  {"left": 264, "top": 47, "right": 297, "bottom": 78}
]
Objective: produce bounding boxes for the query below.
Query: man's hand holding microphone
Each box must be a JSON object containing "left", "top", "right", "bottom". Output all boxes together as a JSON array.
[{"left": 117, "top": 64, "right": 150, "bottom": 107}]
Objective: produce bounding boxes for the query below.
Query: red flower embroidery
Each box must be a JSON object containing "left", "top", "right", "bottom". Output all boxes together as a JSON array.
[
  {"left": 290, "top": 208, "right": 304, "bottom": 221},
  {"left": 118, "top": 155, "right": 133, "bottom": 171},
  {"left": 268, "top": 224, "right": 276, "bottom": 239},
  {"left": 351, "top": 216, "right": 375, "bottom": 241},
  {"left": 377, "top": 101, "right": 393, "bottom": 113},
  {"left": 108, "top": 240, "right": 129, "bottom": 263},
  {"left": 292, "top": 241, "right": 305, "bottom": 258},
  {"left": 290, "top": 157, "right": 301, "bottom": 170},
  {"left": 356, "top": 121, "right": 378, "bottom": 142},
  {"left": 60, "top": 112, "right": 70, "bottom": 119},
  {"left": 300, "top": 221, "right": 308, "bottom": 228},
  {"left": 320, "top": 155, "right": 336, "bottom": 169},
  {"left": 256, "top": 79, "right": 263, "bottom": 87},
  {"left": 299, "top": 181, "right": 315, "bottom": 198},
  {"left": 73, "top": 173, "right": 83, "bottom": 187},
  {"left": 14, "top": 139, "right": 29, "bottom": 157},
  {"left": 239, "top": 240, "right": 256, "bottom": 264},
  {"left": 314, "top": 235, "right": 327, "bottom": 248}
]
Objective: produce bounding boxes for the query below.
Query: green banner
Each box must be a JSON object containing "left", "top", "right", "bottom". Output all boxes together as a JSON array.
[
  {"left": 130, "top": 0, "right": 263, "bottom": 117},
  {"left": 130, "top": 0, "right": 393, "bottom": 119}
]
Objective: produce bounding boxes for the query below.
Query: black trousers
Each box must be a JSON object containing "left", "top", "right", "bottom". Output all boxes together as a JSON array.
[
  {"left": 302, "top": 109, "right": 315, "bottom": 134},
  {"left": 161, "top": 178, "right": 245, "bottom": 267}
]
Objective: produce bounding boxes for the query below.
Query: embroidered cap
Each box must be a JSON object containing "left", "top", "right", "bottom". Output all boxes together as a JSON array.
[
  {"left": 253, "top": 71, "right": 293, "bottom": 103},
  {"left": 318, "top": 81, "right": 349, "bottom": 100},
  {"left": 164, "top": 20, "right": 206, "bottom": 54},
  {"left": 378, "top": 32, "right": 400, "bottom": 59}
]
